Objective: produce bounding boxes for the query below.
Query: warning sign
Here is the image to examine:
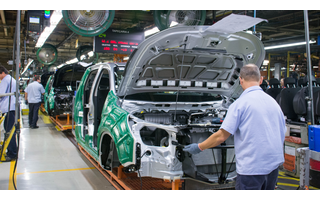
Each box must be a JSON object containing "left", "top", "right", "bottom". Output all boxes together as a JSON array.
[
  {"left": 283, "top": 154, "right": 296, "bottom": 172},
  {"left": 283, "top": 146, "right": 296, "bottom": 172}
]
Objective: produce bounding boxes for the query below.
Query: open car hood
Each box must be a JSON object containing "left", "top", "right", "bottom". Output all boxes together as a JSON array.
[
  {"left": 118, "top": 25, "right": 265, "bottom": 99},
  {"left": 53, "top": 63, "right": 86, "bottom": 90}
]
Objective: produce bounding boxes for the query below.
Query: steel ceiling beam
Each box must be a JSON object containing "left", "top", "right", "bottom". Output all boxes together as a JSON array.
[{"left": 0, "top": 10, "right": 8, "bottom": 36}]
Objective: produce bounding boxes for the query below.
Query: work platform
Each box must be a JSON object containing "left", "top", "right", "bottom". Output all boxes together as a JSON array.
[
  {"left": 39, "top": 104, "right": 74, "bottom": 131},
  {"left": 79, "top": 145, "right": 182, "bottom": 190}
]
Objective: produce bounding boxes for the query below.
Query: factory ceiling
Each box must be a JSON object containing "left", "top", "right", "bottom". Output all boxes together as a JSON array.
[{"left": 0, "top": 10, "right": 320, "bottom": 75}]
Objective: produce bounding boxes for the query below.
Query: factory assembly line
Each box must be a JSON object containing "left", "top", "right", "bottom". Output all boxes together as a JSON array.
[{"left": 0, "top": 9, "right": 319, "bottom": 191}]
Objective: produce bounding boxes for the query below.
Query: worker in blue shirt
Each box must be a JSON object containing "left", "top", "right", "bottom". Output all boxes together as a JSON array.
[
  {"left": 183, "top": 64, "right": 286, "bottom": 190},
  {"left": 24, "top": 75, "right": 45, "bottom": 129},
  {"left": 0, "top": 64, "right": 17, "bottom": 162}
]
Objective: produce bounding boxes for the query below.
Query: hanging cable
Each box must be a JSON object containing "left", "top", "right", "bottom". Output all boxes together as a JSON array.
[
  {"left": 225, "top": 154, "right": 236, "bottom": 181},
  {"left": 211, "top": 149, "right": 220, "bottom": 180},
  {"left": 136, "top": 150, "right": 151, "bottom": 190}
]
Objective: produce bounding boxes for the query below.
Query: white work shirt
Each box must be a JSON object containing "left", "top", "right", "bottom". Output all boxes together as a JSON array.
[
  {"left": 220, "top": 86, "right": 286, "bottom": 175},
  {"left": 0, "top": 75, "right": 16, "bottom": 113},
  {"left": 24, "top": 81, "right": 45, "bottom": 103}
]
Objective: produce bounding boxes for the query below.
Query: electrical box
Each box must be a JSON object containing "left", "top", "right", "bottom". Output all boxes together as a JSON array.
[
  {"left": 309, "top": 125, "right": 320, "bottom": 152},
  {"left": 27, "top": 11, "right": 42, "bottom": 33}
]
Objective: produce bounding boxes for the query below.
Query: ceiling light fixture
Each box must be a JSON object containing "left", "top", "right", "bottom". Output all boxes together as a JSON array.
[
  {"left": 170, "top": 21, "right": 179, "bottom": 27},
  {"left": 35, "top": 10, "right": 63, "bottom": 48},
  {"left": 264, "top": 40, "right": 316, "bottom": 50},
  {"left": 56, "top": 64, "right": 64, "bottom": 69},
  {"left": 263, "top": 60, "right": 269, "bottom": 65},
  {"left": 65, "top": 58, "right": 78, "bottom": 65}
]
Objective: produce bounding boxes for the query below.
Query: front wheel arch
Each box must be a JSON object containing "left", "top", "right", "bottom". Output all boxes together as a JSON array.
[{"left": 99, "top": 133, "right": 120, "bottom": 170}]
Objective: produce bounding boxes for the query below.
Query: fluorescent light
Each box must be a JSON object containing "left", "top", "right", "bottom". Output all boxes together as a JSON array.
[
  {"left": 57, "top": 64, "right": 64, "bottom": 69},
  {"left": 145, "top": 27, "right": 160, "bottom": 37},
  {"left": 35, "top": 10, "right": 62, "bottom": 48},
  {"left": 21, "top": 59, "right": 34, "bottom": 75},
  {"left": 263, "top": 60, "right": 269, "bottom": 65},
  {"left": 170, "top": 21, "right": 179, "bottom": 27},
  {"left": 123, "top": 56, "right": 129, "bottom": 61},
  {"left": 265, "top": 40, "right": 316, "bottom": 50},
  {"left": 88, "top": 51, "right": 94, "bottom": 57},
  {"left": 65, "top": 58, "right": 78, "bottom": 64}
]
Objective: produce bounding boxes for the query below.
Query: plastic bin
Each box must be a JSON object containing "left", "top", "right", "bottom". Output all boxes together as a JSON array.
[{"left": 308, "top": 125, "right": 320, "bottom": 152}]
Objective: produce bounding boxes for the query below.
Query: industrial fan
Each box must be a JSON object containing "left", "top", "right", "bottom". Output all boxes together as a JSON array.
[
  {"left": 153, "top": 10, "right": 206, "bottom": 31},
  {"left": 76, "top": 45, "right": 99, "bottom": 64},
  {"left": 36, "top": 44, "right": 58, "bottom": 65},
  {"left": 62, "top": 10, "right": 115, "bottom": 37}
]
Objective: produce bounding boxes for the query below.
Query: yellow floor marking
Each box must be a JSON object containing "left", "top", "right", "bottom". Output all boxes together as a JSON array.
[
  {"left": 277, "top": 182, "right": 319, "bottom": 190},
  {"left": 278, "top": 171, "right": 289, "bottom": 176},
  {"left": 8, "top": 160, "right": 16, "bottom": 190},
  {"left": 16, "top": 167, "right": 96, "bottom": 175},
  {"left": 42, "top": 115, "right": 51, "bottom": 124},
  {"left": 278, "top": 176, "right": 300, "bottom": 181},
  {"left": 55, "top": 126, "right": 61, "bottom": 131},
  {"left": 21, "top": 109, "right": 29, "bottom": 115},
  {"left": 277, "top": 182, "right": 299, "bottom": 188}
]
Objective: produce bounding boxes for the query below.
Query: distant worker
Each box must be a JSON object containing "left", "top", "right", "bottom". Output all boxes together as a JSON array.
[
  {"left": 183, "top": 64, "right": 286, "bottom": 190},
  {"left": 24, "top": 75, "right": 45, "bottom": 129},
  {"left": 280, "top": 78, "right": 285, "bottom": 88},
  {"left": 0, "top": 64, "right": 17, "bottom": 161}
]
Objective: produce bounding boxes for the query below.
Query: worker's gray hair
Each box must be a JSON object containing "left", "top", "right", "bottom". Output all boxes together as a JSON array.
[{"left": 240, "top": 64, "right": 261, "bottom": 82}]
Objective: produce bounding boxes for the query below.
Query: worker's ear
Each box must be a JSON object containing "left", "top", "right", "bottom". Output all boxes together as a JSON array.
[{"left": 259, "top": 76, "right": 263, "bottom": 85}]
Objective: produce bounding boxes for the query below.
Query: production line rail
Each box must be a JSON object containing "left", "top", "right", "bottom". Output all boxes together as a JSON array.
[
  {"left": 39, "top": 106, "right": 320, "bottom": 190},
  {"left": 62, "top": 129, "right": 182, "bottom": 190},
  {"left": 39, "top": 106, "right": 182, "bottom": 190},
  {"left": 40, "top": 104, "right": 74, "bottom": 131}
]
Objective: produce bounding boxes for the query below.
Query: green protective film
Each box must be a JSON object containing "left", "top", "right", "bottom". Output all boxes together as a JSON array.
[
  {"left": 97, "top": 91, "right": 134, "bottom": 164},
  {"left": 44, "top": 75, "right": 52, "bottom": 113}
]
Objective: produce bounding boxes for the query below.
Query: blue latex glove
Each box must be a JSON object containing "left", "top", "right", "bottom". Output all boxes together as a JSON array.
[{"left": 183, "top": 143, "right": 202, "bottom": 154}]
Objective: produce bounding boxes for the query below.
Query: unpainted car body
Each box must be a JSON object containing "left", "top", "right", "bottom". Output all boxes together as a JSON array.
[
  {"left": 74, "top": 25, "right": 265, "bottom": 187},
  {"left": 44, "top": 63, "right": 86, "bottom": 116}
]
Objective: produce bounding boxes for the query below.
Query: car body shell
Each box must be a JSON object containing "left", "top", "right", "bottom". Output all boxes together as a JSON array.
[
  {"left": 44, "top": 64, "right": 86, "bottom": 116},
  {"left": 74, "top": 25, "right": 265, "bottom": 184}
]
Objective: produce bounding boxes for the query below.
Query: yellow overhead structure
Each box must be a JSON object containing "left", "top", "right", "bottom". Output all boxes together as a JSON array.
[
  {"left": 268, "top": 53, "right": 280, "bottom": 80},
  {"left": 287, "top": 51, "right": 299, "bottom": 77}
]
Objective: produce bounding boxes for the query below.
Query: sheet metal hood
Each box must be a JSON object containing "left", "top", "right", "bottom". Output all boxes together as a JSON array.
[{"left": 118, "top": 25, "right": 265, "bottom": 99}]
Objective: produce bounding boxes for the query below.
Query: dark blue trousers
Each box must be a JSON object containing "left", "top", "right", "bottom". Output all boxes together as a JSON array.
[
  {"left": 235, "top": 167, "right": 279, "bottom": 190},
  {"left": 4, "top": 110, "right": 17, "bottom": 158},
  {"left": 28, "top": 102, "right": 41, "bottom": 127}
]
